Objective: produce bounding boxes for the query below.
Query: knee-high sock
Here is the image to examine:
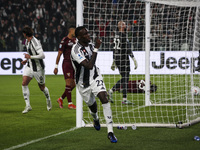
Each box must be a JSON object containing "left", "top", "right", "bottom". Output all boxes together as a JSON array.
[
  {"left": 90, "top": 111, "right": 99, "bottom": 121},
  {"left": 62, "top": 85, "right": 72, "bottom": 103},
  {"left": 102, "top": 102, "right": 113, "bottom": 133},
  {"left": 22, "top": 85, "right": 30, "bottom": 107},
  {"left": 43, "top": 87, "right": 51, "bottom": 101}
]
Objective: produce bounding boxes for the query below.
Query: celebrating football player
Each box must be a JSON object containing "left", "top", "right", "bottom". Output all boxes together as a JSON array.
[{"left": 71, "top": 26, "right": 117, "bottom": 143}]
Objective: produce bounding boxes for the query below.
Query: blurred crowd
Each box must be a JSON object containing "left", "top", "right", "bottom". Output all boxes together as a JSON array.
[
  {"left": 0, "top": 0, "right": 76, "bottom": 52},
  {"left": 0, "top": 0, "right": 195, "bottom": 52}
]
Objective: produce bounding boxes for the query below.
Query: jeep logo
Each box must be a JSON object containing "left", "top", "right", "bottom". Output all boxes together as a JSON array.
[
  {"left": 152, "top": 52, "right": 198, "bottom": 70},
  {"left": 0, "top": 58, "right": 23, "bottom": 73}
]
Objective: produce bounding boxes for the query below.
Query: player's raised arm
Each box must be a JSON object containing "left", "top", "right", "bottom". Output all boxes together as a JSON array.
[
  {"left": 74, "top": 27, "right": 101, "bottom": 70},
  {"left": 81, "top": 36, "right": 101, "bottom": 69},
  {"left": 94, "top": 36, "right": 101, "bottom": 50}
]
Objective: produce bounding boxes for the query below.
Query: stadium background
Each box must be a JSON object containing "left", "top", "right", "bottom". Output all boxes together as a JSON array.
[{"left": 0, "top": 0, "right": 76, "bottom": 52}]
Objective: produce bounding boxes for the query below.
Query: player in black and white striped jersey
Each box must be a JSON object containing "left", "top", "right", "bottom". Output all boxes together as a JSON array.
[
  {"left": 21, "top": 25, "right": 52, "bottom": 114},
  {"left": 71, "top": 26, "right": 117, "bottom": 143}
]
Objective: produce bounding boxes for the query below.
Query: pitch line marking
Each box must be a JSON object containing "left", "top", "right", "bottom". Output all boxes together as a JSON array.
[{"left": 4, "top": 127, "right": 77, "bottom": 150}]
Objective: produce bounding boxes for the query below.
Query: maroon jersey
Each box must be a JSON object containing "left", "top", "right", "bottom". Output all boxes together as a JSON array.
[
  {"left": 116, "top": 80, "right": 154, "bottom": 93},
  {"left": 58, "top": 36, "right": 76, "bottom": 79},
  {"left": 128, "top": 80, "right": 146, "bottom": 93},
  {"left": 58, "top": 36, "right": 76, "bottom": 63}
]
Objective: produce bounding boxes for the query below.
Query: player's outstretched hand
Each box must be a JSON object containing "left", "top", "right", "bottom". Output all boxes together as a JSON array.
[
  {"left": 94, "top": 37, "right": 102, "bottom": 49},
  {"left": 132, "top": 57, "right": 138, "bottom": 70}
]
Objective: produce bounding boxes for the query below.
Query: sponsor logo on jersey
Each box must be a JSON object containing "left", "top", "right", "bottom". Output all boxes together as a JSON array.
[{"left": 68, "top": 42, "right": 74, "bottom": 46}]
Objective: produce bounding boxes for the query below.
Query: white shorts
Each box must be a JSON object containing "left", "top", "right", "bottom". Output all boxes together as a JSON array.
[
  {"left": 23, "top": 66, "right": 45, "bottom": 85},
  {"left": 77, "top": 75, "right": 107, "bottom": 106}
]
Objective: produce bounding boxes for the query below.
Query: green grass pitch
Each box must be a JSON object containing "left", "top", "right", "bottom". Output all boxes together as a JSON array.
[{"left": 0, "top": 75, "right": 200, "bottom": 150}]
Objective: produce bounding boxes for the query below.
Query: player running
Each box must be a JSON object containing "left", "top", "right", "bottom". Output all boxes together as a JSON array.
[
  {"left": 108, "top": 21, "right": 138, "bottom": 104},
  {"left": 71, "top": 26, "right": 117, "bottom": 143},
  {"left": 54, "top": 26, "right": 76, "bottom": 109},
  {"left": 21, "top": 25, "right": 52, "bottom": 114}
]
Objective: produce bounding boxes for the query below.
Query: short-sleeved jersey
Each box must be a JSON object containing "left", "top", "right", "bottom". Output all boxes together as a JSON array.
[
  {"left": 25, "top": 36, "right": 45, "bottom": 71},
  {"left": 71, "top": 42, "right": 100, "bottom": 87},
  {"left": 113, "top": 31, "right": 134, "bottom": 72},
  {"left": 58, "top": 36, "right": 76, "bottom": 63}
]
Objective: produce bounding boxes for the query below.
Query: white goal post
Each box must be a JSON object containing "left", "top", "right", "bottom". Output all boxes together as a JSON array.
[{"left": 76, "top": 0, "right": 200, "bottom": 128}]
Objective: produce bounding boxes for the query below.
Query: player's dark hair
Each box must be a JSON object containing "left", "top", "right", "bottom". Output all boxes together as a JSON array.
[
  {"left": 75, "top": 26, "right": 85, "bottom": 37},
  {"left": 22, "top": 25, "right": 33, "bottom": 37}
]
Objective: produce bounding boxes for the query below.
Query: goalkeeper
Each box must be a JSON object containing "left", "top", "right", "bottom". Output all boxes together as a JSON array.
[{"left": 108, "top": 21, "right": 138, "bottom": 104}]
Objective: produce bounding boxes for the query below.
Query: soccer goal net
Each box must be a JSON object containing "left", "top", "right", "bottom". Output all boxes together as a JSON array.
[{"left": 76, "top": 0, "right": 200, "bottom": 128}]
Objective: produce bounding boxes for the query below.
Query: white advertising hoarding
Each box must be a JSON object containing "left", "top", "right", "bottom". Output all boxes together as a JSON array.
[{"left": 0, "top": 51, "right": 199, "bottom": 75}]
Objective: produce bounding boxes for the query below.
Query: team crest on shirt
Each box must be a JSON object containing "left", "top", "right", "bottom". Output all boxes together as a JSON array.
[
  {"left": 82, "top": 49, "right": 88, "bottom": 56},
  {"left": 67, "top": 73, "right": 70, "bottom": 77}
]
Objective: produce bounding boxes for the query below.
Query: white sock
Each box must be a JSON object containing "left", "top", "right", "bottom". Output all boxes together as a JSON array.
[
  {"left": 43, "top": 87, "right": 51, "bottom": 101},
  {"left": 90, "top": 111, "right": 99, "bottom": 121},
  {"left": 102, "top": 102, "right": 113, "bottom": 133},
  {"left": 22, "top": 85, "right": 30, "bottom": 107}
]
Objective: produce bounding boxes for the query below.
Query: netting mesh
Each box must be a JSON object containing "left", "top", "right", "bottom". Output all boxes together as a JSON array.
[{"left": 80, "top": 0, "right": 200, "bottom": 127}]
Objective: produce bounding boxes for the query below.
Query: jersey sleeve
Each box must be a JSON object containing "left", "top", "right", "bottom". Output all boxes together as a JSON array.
[
  {"left": 127, "top": 48, "right": 134, "bottom": 58},
  {"left": 58, "top": 38, "right": 66, "bottom": 52},
  {"left": 30, "top": 49, "right": 45, "bottom": 59},
  {"left": 71, "top": 46, "right": 86, "bottom": 64},
  {"left": 34, "top": 41, "right": 43, "bottom": 52},
  {"left": 30, "top": 38, "right": 45, "bottom": 59}
]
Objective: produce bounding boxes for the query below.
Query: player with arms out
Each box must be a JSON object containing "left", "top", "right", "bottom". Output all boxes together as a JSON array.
[
  {"left": 54, "top": 26, "right": 76, "bottom": 109},
  {"left": 21, "top": 25, "right": 52, "bottom": 114},
  {"left": 71, "top": 26, "right": 117, "bottom": 143},
  {"left": 108, "top": 21, "right": 138, "bottom": 104}
]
